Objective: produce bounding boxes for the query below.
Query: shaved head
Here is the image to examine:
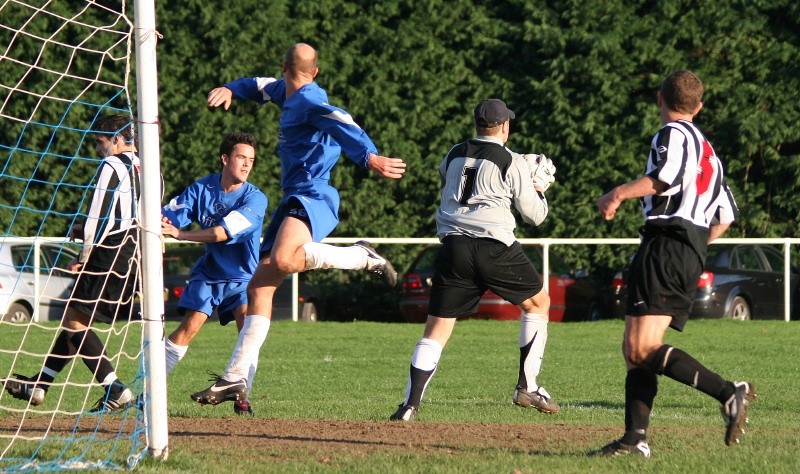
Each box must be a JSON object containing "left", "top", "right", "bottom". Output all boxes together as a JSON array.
[{"left": 284, "top": 43, "right": 317, "bottom": 77}]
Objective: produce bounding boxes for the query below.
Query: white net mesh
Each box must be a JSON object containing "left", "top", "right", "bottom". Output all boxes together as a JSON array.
[{"left": 0, "top": 1, "right": 152, "bottom": 470}]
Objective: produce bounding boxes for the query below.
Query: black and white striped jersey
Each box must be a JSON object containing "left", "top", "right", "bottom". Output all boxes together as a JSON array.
[
  {"left": 641, "top": 120, "right": 738, "bottom": 258},
  {"left": 79, "top": 151, "right": 140, "bottom": 270},
  {"left": 435, "top": 136, "right": 548, "bottom": 247}
]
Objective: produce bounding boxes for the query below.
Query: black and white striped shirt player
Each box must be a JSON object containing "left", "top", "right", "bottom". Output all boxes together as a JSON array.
[
  {"left": 79, "top": 151, "right": 141, "bottom": 275},
  {"left": 594, "top": 70, "right": 753, "bottom": 458},
  {"left": 390, "top": 99, "right": 562, "bottom": 423},
  {"left": 2, "top": 115, "right": 144, "bottom": 414},
  {"left": 640, "top": 119, "right": 738, "bottom": 263}
]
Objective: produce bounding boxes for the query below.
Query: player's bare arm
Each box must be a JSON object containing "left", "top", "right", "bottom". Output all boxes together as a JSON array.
[
  {"left": 708, "top": 222, "right": 731, "bottom": 243},
  {"left": 207, "top": 86, "right": 233, "bottom": 110},
  {"left": 160, "top": 220, "right": 181, "bottom": 240},
  {"left": 597, "top": 176, "right": 667, "bottom": 220},
  {"left": 161, "top": 221, "right": 229, "bottom": 243},
  {"left": 367, "top": 153, "right": 406, "bottom": 180}
]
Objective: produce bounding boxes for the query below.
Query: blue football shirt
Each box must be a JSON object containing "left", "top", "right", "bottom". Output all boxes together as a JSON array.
[
  {"left": 162, "top": 174, "right": 267, "bottom": 283},
  {"left": 225, "top": 76, "right": 379, "bottom": 246}
]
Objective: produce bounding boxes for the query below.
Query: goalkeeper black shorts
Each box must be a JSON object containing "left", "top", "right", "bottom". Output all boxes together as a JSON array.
[{"left": 428, "top": 235, "right": 543, "bottom": 318}]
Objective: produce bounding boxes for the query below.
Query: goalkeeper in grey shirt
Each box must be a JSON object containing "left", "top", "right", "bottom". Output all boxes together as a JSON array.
[{"left": 390, "top": 99, "right": 559, "bottom": 421}]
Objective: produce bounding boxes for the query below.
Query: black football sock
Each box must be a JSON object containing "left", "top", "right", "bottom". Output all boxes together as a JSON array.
[
  {"left": 651, "top": 345, "right": 734, "bottom": 403},
  {"left": 36, "top": 330, "right": 77, "bottom": 389},
  {"left": 516, "top": 336, "right": 534, "bottom": 388},
  {"left": 68, "top": 329, "right": 115, "bottom": 385},
  {"left": 405, "top": 365, "right": 436, "bottom": 408},
  {"left": 622, "top": 368, "right": 657, "bottom": 444}
]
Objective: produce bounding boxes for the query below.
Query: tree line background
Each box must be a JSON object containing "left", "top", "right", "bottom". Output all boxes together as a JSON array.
[{"left": 2, "top": 0, "right": 799, "bottom": 319}]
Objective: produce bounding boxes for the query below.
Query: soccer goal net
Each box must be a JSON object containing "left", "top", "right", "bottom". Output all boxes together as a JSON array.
[{"left": 0, "top": 0, "right": 167, "bottom": 470}]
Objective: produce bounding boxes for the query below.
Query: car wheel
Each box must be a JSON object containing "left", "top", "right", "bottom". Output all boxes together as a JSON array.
[
  {"left": 3, "top": 303, "right": 32, "bottom": 323},
  {"left": 726, "top": 296, "right": 751, "bottom": 321},
  {"left": 300, "top": 301, "right": 319, "bottom": 322},
  {"left": 588, "top": 302, "right": 603, "bottom": 322}
]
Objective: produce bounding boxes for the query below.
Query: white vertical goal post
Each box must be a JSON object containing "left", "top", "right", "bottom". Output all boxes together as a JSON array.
[{"left": 133, "top": 0, "right": 169, "bottom": 461}]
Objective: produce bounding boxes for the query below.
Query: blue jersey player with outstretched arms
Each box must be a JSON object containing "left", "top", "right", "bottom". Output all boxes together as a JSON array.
[
  {"left": 191, "top": 43, "right": 406, "bottom": 406},
  {"left": 222, "top": 75, "right": 375, "bottom": 244}
]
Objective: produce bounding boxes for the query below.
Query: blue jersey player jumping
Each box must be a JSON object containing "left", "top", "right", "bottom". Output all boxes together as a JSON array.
[
  {"left": 191, "top": 43, "right": 406, "bottom": 406},
  {"left": 160, "top": 132, "right": 267, "bottom": 415}
]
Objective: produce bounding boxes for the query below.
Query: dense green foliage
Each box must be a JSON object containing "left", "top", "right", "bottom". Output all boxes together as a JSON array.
[
  {"left": 152, "top": 0, "right": 800, "bottom": 270},
  {"left": 2, "top": 0, "right": 799, "bottom": 277}
]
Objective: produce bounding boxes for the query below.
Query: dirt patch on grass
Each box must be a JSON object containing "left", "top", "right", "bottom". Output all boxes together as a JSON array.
[
  {"left": 167, "top": 417, "right": 618, "bottom": 457},
  {"left": 1, "top": 416, "right": 622, "bottom": 462}
]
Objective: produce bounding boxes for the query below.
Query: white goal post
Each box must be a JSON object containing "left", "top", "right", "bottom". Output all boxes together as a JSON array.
[{"left": 134, "top": 0, "right": 169, "bottom": 461}]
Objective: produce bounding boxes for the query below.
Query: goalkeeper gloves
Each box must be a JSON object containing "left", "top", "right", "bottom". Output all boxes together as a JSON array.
[{"left": 523, "top": 154, "right": 556, "bottom": 192}]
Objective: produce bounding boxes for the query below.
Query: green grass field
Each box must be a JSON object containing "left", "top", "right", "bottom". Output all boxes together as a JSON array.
[{"left": 3, "top": 318, "right": 800, "bottom": 473}]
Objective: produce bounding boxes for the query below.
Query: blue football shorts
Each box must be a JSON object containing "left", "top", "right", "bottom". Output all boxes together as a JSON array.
[{"left": 178, "top": 279, "right": 248, "bottom": 326}]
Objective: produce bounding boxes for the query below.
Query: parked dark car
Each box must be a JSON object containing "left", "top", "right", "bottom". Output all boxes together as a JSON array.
[
  {"left": 162, "top": 244, "right": 324, "bottom": 322},
  {"left": 0, "top": 242, "right": 78, "bottom": 322},
  {"left": 399, "top": 245, "right": 606, "bottom": 323},
  {"left": 610, "top": 243, "right": 799, "bottom": 321}
]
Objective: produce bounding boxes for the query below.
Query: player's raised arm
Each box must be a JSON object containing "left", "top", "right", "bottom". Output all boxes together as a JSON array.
[
  {"left": 367, "top": 153, "right": 406, "bottom": 180},
  {"left": 209, "top": 77, "right": 283, "bottom": 109},
  {"left": 513, "top": 154, "right": 552, "bottom": 226},
  {"left": 207, "top": 86, "right": 233, "bottom": 110}
]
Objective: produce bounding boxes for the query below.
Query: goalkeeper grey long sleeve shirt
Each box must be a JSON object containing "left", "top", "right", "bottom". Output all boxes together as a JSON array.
[{"left": 435, "top": 135, "right": 548, "bottom": 247}]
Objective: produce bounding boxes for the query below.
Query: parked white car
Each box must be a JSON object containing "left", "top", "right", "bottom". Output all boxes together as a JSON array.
[{"left": 0, "top": 240, "right": 78, "bottom": 322}]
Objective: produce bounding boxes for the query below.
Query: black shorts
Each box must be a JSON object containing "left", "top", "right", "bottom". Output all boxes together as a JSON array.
[
  {"left": 428, "top": 235, "right": 543, "bottom": 318},
  {"left": 626, "top": 233, "right": 702, "bottom": 331},
  {"left": 67, "top": 262, "right": 139, "bottom": 324},
  {"left": 260, "top": 197, "right": 311, "bottom": 259}
]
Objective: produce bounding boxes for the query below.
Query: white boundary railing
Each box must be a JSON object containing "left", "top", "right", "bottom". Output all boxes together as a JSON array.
[
  {"left": 3, "top": 237, "right": 797, "bottom": 322},
  {"left": 321, "top": 237, "right": 800, "bottom": 323}
]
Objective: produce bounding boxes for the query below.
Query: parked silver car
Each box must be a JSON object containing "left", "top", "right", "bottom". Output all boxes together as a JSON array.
[{"left": 0, "top": 241, "right": 78, "bottom": 322}]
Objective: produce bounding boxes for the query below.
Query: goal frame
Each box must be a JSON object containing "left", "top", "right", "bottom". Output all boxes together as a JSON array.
[{"left": 133, "top": 0, "right": 169, "bottom": 460}]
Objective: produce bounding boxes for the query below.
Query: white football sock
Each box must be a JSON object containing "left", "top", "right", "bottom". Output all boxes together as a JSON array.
[
  {"left": 41, "top": 366, "right": 60, "bottom": 379},
  {"left": 165, "top": 338, "right": 188, "bottom": 376},
  {"left": 246, "top": 353, "right": 259, "bottom": 401},
  {"left": 101, "top": 372, "right": 118, "bottom": 387},
  {"left": 403, "top": 338, "right": 443, "bottom": 403},
  {"left": 519, "top": 313, "right": 548, "bottom": 392},
  {"left": 224, "top": 315, "right": 270, "bottom": 382},
  {"left": 302, "top": 242, "right": 367, "bottom": 271}
]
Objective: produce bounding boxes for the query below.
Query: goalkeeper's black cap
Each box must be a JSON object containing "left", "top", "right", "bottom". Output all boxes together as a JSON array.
[{"left": 474, "top": 99, "right": 515, "bottom": 128}]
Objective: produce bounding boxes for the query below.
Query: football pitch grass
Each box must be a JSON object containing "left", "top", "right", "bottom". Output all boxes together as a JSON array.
[{"left": 3, "top": 318, "right": 799, "bottom": 473}]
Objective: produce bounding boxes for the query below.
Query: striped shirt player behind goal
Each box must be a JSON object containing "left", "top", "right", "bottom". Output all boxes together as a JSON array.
[{"left": 2, "top": 114, "right": 142, "bottom": 413}]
